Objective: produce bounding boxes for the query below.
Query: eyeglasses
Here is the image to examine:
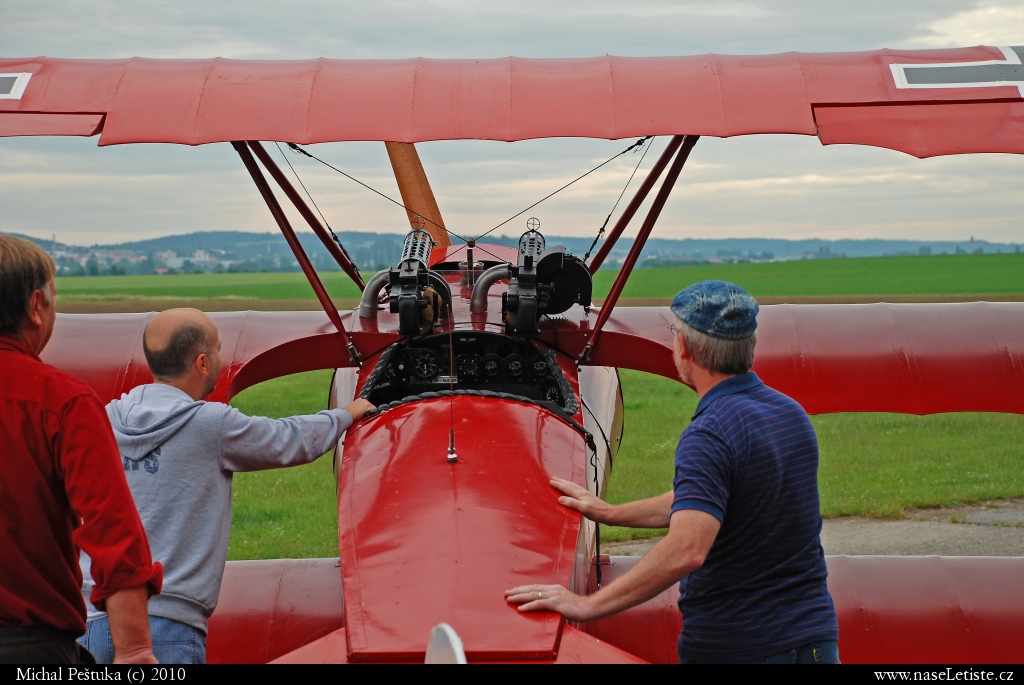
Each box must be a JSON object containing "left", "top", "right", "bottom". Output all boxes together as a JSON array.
[{"left": 667, "top": 324, "right": 679, "bottom": 336}]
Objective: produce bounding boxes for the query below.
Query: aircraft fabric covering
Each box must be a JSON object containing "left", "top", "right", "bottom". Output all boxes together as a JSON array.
[{"left": 3, "top": 48, "right": 1024, "bottom": 157}]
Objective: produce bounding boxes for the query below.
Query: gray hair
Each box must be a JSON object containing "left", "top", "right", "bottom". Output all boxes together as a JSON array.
[{"left": 677, "top": 317, "right": 756, "bottom": 375}]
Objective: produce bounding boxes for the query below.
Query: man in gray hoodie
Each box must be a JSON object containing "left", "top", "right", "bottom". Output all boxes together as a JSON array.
[{"left": 78, "top": 308, "right": 373, "bottom": 664}]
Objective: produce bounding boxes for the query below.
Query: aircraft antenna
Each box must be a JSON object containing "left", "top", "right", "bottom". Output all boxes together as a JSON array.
[
  {"left": 446, "top": 323, "right": 458, "bottom": 464},
  {"left": 475, "top": 136, "right": 651, "bottom": 242},
  {"left": 583, "top": 136, "right": 654, "bottom": 261}
]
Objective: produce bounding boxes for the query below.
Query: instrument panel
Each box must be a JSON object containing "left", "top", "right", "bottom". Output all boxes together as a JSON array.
[{"left": 360, "top": 332, "right": 569, "bottom": 409}]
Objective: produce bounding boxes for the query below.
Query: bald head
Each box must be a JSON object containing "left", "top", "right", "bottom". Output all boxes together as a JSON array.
[{"left": 143, "top": 308, "right": 219, "bottom": 381}]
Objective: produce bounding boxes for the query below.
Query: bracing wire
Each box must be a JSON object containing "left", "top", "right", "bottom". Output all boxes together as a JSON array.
[
  {"left": 286, "top": 138, "right": 651, "bottom": 262},
  {"left": 474, "top": 137, "right": 651, "bottom": 242},
  {"left": 584, "top": 136, "right": 655, "bottom": 261},
  {"left": 286, "top": 143, "right": 471, "bottom": 244},
  {"left": 273, "top": 142, "right": 360, "bottom": 276}
]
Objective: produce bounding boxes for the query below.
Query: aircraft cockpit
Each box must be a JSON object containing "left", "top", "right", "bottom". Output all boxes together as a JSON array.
[
  {"left": 357, "top": 331, "right": 577, "bottom": 417},
  {"left": 355, "top": 222, "right": 591, "bottom": 418}
]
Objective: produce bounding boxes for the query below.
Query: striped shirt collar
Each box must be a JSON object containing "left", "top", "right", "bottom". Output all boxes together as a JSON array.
[{"left": 692, "top": 371, "right": 764, "bottom": 420}]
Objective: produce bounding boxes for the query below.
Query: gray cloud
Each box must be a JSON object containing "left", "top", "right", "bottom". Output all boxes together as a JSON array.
[{"left": 3, "top": 1, "right": 1023, "bottom": 245}]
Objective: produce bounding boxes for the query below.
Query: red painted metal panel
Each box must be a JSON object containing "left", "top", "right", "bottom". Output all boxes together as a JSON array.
[
  {"left": 816, "top": 101, "right": 1024, "bottom": 158},
  {"left": 336, "top": 395, "right": 587, "bottom": 662},
  {"left": 270, "top": 628, "right": 349, "bottom": 664},
  {"left": 267, "top": 625, "right": 645, "bottom": 663},
  {"left": 553, "top": 626, "right": 647, "bottom": 663},
  {"left": 3, "top": 48, "right": 1023, "bottom": 155},
  {"left": 0, "top": 113, "right": 103, "bottom": 137},
  {"left": 207, "top": 558, "right": 345, "bottom": 664}
]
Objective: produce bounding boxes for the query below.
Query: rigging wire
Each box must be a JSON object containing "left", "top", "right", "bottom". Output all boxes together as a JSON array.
[
  {"left": 583, "top": 136, "right": 654, "bottom": 261},
  {"left": 475, "top": 137, "right": 651, "bottom": 242},
  {"left": 286, "top": 143, "right": 471, "bottom": 244},
  {"left": 286, "top": 139, "right": 652, "bottom": 269},
  {"left": 273, "top": 142, "right": 361, "bottom": 276}
]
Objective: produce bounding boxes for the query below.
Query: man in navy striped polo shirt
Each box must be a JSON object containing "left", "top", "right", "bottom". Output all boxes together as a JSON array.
[{"left": 506, "top": 280, "right": 839, "bottom": 663}]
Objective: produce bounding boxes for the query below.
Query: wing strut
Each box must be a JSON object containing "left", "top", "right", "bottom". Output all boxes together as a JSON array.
[
  {"left": 247, "top": 141, "right": 366, "bottom": 290},
  {"left": 587, "top": 136, "right": 685, "bottom": 274},
  {"left": 579, "top": 135, "right": 699, "bottom": 364},
  {"left": 232, "top": 141, "right": 362, "bottom": 367},
  {"left": 385, "top": 142, "right": 452, "bottom": 249}
]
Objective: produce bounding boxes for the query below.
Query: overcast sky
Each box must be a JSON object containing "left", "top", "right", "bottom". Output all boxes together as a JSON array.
[{"left": 3, "top": 1, "right": 1024, "bottom": 246}]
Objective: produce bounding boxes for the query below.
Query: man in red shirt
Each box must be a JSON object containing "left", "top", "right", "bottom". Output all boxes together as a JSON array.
[{"left": 0, "top": 235, "right": 163, "bottom": 664}]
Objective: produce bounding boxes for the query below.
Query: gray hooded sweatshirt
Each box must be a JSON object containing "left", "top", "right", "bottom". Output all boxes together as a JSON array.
[{"left": 84, "top": 383, "right": 353, "bottom": 634}]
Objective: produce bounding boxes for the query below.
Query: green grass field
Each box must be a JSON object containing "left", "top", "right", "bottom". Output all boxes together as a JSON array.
[
  {"left": 606, "top": 370, "right": 1024, "bottom": 542},
  {"left": 228, "top": 371, "right": 339, "bottom": 559},
  {"left": 226, "top": 368, "right": 1024, "bottom": 557},
  {"left": 56, "top": 271, "right": 363, "bottom": 301},
  {"left": 593, "top": 253, "right": 1024, "bottom": 299},
  {"left": 56, "top": 252, "right": 1024, "bottom": 302},
  {"left": 67, "top": 257, "right": 1021, "bottom": 557}
]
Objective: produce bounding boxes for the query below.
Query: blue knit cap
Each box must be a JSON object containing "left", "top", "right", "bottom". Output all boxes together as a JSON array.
[{"left": 670, "top": 280, "right": 758, "bottom": 340}]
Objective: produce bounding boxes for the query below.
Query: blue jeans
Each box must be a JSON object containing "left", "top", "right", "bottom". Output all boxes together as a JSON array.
[
  {"left": 680, "top": 640, "right": 841, "bottom": 664},
  {"left": 77, "top": 616, "right": 206, "bottom": 664}
]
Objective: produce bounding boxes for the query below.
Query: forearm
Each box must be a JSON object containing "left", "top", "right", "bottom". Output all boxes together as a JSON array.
[
  {"left": 105, "top": 585, "right": 157, "bottom": 664},
  {"left": 579, "top": 532, "right": 700, "bottom": 619},
  {"left": 506, "top": 510, "right": 717, "bottom": 622},
  {"left": 604, "top": 491, "right": 674, "bottom": 528},
  {"left": 220, "top": 407, "right": 353, "bottom": 472}
]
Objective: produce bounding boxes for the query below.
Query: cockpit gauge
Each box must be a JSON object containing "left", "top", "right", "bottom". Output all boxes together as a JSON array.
[
  {"left": 505, "top": 354, "right": 526, "bottom": 378},
  {"left": 545, "top": 386, "right": 561, "bottom": 403},
  {"left": 412, "top": 350, "right": 440, "bottom": 378},
  {"left": 530, "top": 356, "right": 549, "bottom": 377},
  {"left": 482, "top": 354, "right": 502, "bottom": 378},
  {"left": 457, "top": 354, "right": 481, "bottom": 379}
]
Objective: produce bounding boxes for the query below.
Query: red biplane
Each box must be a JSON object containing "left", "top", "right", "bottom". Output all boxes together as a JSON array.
[{"left": 2, "top": 47, "right": 1024, "bottom": 664}]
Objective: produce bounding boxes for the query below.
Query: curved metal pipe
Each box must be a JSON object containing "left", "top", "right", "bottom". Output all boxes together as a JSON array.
[
  {"left": 358, "top": 269, "right": 392, "bottom": 318},
  {"left": 469, "top": 264, "right": 511, "bottom": 314}
]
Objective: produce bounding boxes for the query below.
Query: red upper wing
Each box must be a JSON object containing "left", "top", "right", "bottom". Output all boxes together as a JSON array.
[{"left": 3, "top": 49, "right": 1024, "bottom": 156}]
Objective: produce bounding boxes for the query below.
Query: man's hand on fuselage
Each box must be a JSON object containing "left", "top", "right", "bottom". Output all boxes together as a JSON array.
[
  {"left": 549, "top": 477, "right": 675, "bottom": 529},
  {"left": 548, "top": 477, "right": 614, "bottom": 523},
  {"left": 506, "top": 508, "right": 720, "bottom": 621},
  {"left": 343, "top": 398, "right": 375, "bottom": 422}
]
